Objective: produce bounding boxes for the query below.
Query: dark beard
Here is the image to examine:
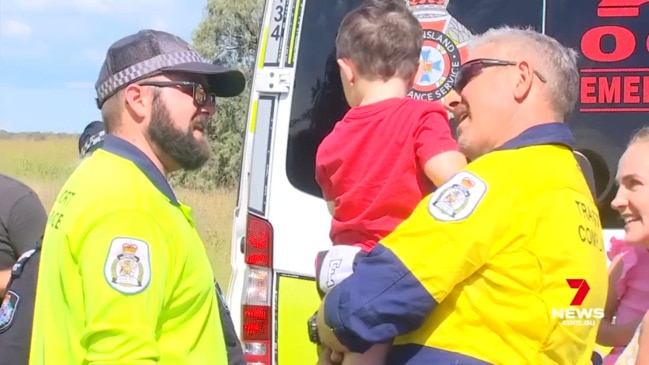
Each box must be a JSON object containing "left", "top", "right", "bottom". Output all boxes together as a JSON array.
[{"left": 148, "top": 95, "right": 211, "bottom": 171}]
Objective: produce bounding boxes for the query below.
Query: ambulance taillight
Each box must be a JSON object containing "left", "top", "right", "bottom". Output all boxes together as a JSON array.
[{"left": 242, "top": 213, "right": 274, "bottom": 365}]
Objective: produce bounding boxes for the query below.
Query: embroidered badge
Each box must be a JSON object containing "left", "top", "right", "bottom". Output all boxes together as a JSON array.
[
  {"left": 428, "top": 171, "right": 487, "bottom": 221},
  {"left": 104, "top": 237, "right": 151, "bottom": 294},
  {"left": 0, "top": 290, "right": 20, "bottom": 333}
]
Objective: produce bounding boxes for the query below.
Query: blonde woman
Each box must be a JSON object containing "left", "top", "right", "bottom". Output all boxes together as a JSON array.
[{"left": 607, "top": 126, "right": 649, "bottom": 365}]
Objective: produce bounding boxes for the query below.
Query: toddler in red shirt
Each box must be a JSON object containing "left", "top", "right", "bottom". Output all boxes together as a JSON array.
[{"left": 312, "top": 0, "right": 467, "bottom": 363}]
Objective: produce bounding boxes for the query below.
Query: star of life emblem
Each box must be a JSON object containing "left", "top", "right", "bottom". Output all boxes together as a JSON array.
[{"left": 406, "top": 0, "right": 472, "bottom": 102}]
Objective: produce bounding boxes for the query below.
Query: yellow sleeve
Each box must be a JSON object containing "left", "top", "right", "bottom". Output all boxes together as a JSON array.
[
  {"left": 384, "top": 170, "right": 519, "bottom": 301},
  {"left": 323, "top": 170, "right": 522, "bottom": 350},
  {"left": 78, "top": 210, "right": 170, "bottom": 364}
]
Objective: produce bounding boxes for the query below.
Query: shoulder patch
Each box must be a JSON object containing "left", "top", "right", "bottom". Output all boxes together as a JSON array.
[
  {"left": 428, "top": 171, "right": 488, "bottom": 221},
  {"left": 0, "top": 290, "right": 20, "bottom": 333},
  {"left": 104, "top": 237, "right": 151, "bottom": 294}
]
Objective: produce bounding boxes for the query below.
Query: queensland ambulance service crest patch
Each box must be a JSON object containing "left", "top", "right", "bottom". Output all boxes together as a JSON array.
[
  {"left": 428, "top": 171, "right": 487, "bottom": 221},
  {"left": 0, "top": 290, "right": 20, "bottom": 333},
  {"left": 104, "top": 237, "right": 151, "bottom": 294}
]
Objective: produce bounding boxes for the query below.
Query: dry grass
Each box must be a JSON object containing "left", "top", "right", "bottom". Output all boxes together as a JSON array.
[
  {"left": 174, "top": 187, "right": 236, "bottom": 286},
  {"left": 0, "top": 136, "right": 235, "bottom": 288}
]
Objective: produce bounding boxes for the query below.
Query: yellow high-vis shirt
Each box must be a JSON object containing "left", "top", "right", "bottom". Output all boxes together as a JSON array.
[
  {"left": 29, "top": 135, "right": 227, "bottom": 365},
  {"left": 324, "top": 123, "right": 608, "bottom": 365}
]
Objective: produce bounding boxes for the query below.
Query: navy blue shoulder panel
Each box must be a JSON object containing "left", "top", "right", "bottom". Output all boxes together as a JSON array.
[
  {"left": 495, "top": 122, "right": 575, "bottom": 151},
  {"left": 101, "top": 135, "right": 179, "bottom": 206}
]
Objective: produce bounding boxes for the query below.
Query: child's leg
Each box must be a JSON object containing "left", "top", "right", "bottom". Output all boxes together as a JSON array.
[{"left": 341, "top": 343, "right": 391, "bottom": 365}]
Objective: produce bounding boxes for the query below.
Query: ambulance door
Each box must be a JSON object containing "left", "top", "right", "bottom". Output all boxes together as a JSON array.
[
  {"left": 270, "top": 0, "right": 362, "bottom": 362},
  {"left": 226, "top": 0, "right": 296, "bottom": 357}
]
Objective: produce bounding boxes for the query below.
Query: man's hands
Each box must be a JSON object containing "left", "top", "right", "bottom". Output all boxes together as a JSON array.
[
  {"left": 317, "top": 344, "right": 343, "bottom": 365},
  {"left": 313, "top": 301, "right": 346, "bottom": 365},
  {"left": 316, "top": 305, "right": 350, "bottom": 353}
]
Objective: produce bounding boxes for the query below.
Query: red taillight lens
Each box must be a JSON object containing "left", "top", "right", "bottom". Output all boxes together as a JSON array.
[
  {"left": 242, "top": 304, "right": 271, "bottom": 341},
  {"left": 245, "top": 214, "right": 273, "bottom": 267},
  {"left": 242, "top": 213, "right": 274, "bottom": 364}
]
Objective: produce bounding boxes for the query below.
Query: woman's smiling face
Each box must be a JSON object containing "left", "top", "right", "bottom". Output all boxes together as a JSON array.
[{"left": 611, "top": 140, "right": 649, "bottom": 247}]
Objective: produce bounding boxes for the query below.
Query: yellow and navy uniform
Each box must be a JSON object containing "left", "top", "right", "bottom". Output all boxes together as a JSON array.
[
  {"left": 29, "top": 135, "right": 228, "bottom": 364},
  {"left": 323, "top": 123, "right": 608, "bottom": 365}
]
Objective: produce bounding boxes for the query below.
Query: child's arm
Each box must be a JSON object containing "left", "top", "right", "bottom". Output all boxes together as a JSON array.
[
  {"left": 315, "top": 148, "right": 336, "bottom": 217},
  {"left": 597, "top": 254, "right": 641, "bottom": 347},
  {"left": 414, "top": 108, "right": 467, "bottom": 187},
  {"left": 422, "top": 151, "right": 468, "bottom": 187}
]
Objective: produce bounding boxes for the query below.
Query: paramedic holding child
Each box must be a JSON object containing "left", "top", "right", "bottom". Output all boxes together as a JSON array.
[
  {"left": 311, "top": 26, "right": 608, "bottom": 365},
  {"left": 310, "top": 0, "right": 467, "bottom": 363},
  {"left": 28, "top": 29, "right": 246, "bottom": 364}
]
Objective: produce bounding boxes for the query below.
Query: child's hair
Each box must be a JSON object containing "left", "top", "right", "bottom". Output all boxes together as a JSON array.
[{"left": 335, "top": 0, "right": 423, "bottom": 81}]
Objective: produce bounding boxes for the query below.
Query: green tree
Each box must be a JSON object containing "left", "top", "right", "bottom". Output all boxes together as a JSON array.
[{"left": 170, "top": 0, "right": 264, "bottom": 191}]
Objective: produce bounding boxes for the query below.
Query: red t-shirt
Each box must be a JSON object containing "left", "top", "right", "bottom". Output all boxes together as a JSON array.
[{"left": 315, "top": 97, "right": 459, "bottom": 251}]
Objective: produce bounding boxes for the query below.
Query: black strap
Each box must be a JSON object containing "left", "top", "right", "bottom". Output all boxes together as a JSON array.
[
  {"left": 574, "top": 151, "right": 597, "bottom": 200},
  {"left": 215, "top": 282, "right": 246, "bottom": 365}
]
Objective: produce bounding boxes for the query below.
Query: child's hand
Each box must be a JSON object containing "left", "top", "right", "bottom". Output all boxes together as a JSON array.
[{"left": 597, "top": 318, "right": 643, "bottom": 347}]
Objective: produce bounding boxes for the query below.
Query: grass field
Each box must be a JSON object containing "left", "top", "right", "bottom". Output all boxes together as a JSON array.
[{"left": 0, "top": 135, "right": 236, "bottom": 288}]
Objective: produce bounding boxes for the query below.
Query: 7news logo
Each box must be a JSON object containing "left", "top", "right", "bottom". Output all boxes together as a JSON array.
[{"left": 551, "top": 279, "right": 605, "bottom": 326}]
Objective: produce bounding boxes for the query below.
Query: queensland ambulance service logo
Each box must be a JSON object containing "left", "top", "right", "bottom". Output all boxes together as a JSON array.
[
  {"left": 432, "top": 176, "right": 474, "bottom": 217},
  {"left": 428, "top": 171, "right": 487, "bottom": 222},
  {"left": 407, "top": 0, "right": 472, "bottom": 101}
]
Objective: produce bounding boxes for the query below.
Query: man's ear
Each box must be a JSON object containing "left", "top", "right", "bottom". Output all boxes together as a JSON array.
[
  {"left": 513, "top": 60, "right": 534, "bottom": 101},
  {"left": 336, "top": 58, "right": 355, "bottom": 85},
  {"left": 123, "top": 83, "right": 150, "bottom": 121}
]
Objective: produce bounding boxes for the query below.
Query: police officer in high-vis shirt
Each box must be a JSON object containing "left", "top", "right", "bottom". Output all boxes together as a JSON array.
[
  {"left": 0, "top": 120, "right": 244, "bottom": 365},
  {"left": 28, "top": 30, "right": 246, "bottom": 364}
]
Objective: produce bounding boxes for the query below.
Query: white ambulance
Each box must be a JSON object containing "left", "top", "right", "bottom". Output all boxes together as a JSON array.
[{"left": 225, "top": 0, "right": 649, "bottom": 364}]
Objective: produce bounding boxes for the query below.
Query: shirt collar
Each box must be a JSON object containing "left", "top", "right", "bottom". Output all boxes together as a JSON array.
[
  {"left": 101, "top": 135, "right": 179, "bottom": 206},
  {"left": 495, "top": 122, "right": 575, "bottom": 151}
]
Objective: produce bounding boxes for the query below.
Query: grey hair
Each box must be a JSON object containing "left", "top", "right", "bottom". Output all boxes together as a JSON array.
[
  {"left": 628, "top": 126, "right": 649, "bottom": 146},
  {"left": 468, "top": 26, "right": 580, "bottom": 121}
]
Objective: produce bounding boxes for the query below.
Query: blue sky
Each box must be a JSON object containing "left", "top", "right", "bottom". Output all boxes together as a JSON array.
[{"left": 0, "top": 0, "right": 205, "bottom": 133}]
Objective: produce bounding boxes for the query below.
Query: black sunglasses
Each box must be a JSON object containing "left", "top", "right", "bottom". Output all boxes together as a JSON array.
[
  {"left": 138, "top": 81, "right": 217, "bottom": 107},
  {"left": 453, "top": 58, "right": 547, "bottom": 93}
]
